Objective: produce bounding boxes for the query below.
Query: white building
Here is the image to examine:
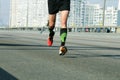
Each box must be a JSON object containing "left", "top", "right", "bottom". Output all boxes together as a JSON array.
[
  {"left": 85, "top": 4, "right": 103, "bottom": 26},
  {"left": 68, "top": 0, "right": 86, "bottom": 28},
  {"left": 104, "top": 7, "right": 117, "bottom": 26},
  {"left": 9, "top": 0, "right": 118, "bottom": 28},
  {"left": 9, "top": 0, "right": 48, "bottom": 28},
  {"left": 85, "top": 4, "right": 117, "bottom": 27}
]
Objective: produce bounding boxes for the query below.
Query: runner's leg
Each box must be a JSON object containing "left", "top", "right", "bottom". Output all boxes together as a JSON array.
[{"left": 47, "top": 14, "right": 56, "bottom": 46}]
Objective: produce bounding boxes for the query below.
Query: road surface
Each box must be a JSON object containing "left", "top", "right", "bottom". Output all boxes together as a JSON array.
[{"left": 0, "top": 30, "right": 120, "bottom": 80}]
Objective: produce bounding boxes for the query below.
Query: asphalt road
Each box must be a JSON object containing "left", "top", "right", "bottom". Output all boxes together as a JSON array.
[{"left": 0, "top": 30, "right": 120, "bottom": 80}]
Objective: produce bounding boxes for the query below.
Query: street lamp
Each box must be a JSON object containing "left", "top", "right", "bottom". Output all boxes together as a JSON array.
[
  {"left": 103, "top": 0, "right": 106, "bottom": 27},
  {"left": 26, "top": 0, "right": 29, "bottom": 28}
]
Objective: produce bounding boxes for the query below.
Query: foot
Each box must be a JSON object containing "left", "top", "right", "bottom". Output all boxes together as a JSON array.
[
  {"left": 47, "top": 38, "right": 53, "bottom": 46},
  {"left": 47, "top": 32, "right": 55, "bottom": 46},
  {"left": 59, "top": 46, "right": 67, "bottom": 56}
]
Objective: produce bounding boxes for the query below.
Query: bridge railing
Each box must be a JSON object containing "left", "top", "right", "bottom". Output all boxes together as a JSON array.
[{"left": 0, "top": 26, "right": 120, "bottom": 33}]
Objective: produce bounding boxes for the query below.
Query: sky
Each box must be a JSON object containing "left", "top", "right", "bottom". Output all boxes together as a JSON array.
[
  {"left": 0, "top": 0, "right": 10, "bottom": 26},
  {"left": 0, "top": 0, "right": 119, "bottom": 26},
  {"left": 89, "top": 0, "right": 118, "bottom": 7}
]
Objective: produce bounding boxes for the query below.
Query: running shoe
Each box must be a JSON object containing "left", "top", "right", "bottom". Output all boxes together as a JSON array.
[
  {"left": 47, "top": 32, "right": 55, "bottom": 46},
  {"left": 47, "top": 38, "right": 53, "bottom": 46},
  {"left": 59, "top": 46, "right": 67, "bottom": 56}
]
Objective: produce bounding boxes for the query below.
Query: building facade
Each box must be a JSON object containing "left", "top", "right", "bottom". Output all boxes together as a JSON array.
[
  {"left": 9, "top": 0, "right": 118, "bottom": 28},
  {"left": 104, "top": 7, "right": 117, "bottom": 26},
  {"left": 83, "top": 3, "right": 118, "bottom": 27},
  {"left": 84, "top": 4, "right": 102, "bottom": 26},
  {"left": 67, "top": 0, "right": 87, "bottom": 28},
  {"left": 9, "top": 0, "right": 48, "bottom": 28}
]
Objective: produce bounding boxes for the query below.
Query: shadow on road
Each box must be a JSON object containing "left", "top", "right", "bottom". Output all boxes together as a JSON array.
[
  {"left": 67, "top": 46, "right": 120, "bottom": 50},
  {"left": 0, "top": 67, "right": 18, "bottom": 80},
  {"left": 0, "top": 43, "right": 120, "bottom": 51},
  {"left": 64, "top": 46, "right": 120, "bottom": 59},
  {"left": 65, "top": 54, "right": 120, "bottom": 59},
  {"left": 0, "top": 43, "right": 120, "bottom": 59},
  {"left": 0, "top": 43, "right": 48, "bottom": 47}
]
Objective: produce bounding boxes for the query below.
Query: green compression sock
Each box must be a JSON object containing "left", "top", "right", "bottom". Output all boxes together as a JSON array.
[{"left": 60, "top": 28, "right": 67, "bottom": 46}]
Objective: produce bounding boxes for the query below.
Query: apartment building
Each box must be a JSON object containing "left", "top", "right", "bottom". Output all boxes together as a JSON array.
[
  {"left": 9, "top": 0, "right": 48, "bottom": 28},
  {"left": 104, "top": 7, "right": 117, "bottom": 26},
  {"left": 9, "top": 0, "right": 118, "bottom": 28},
  {"left": 84, "top": 4, "right": 117, "bottom": 27},
  {"left": 84, "top": 4, "right": 103, "bottom": 26},
  {"left": 67, "top": 0, "right": 86, "bottom": 28}
]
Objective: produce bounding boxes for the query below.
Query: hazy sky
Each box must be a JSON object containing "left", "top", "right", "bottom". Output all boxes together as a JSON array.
[
  {"left": 0, "top": 0, "right": 119, "bottom": 26},
  {"left": 89, "top": 0, "right": 118, "bottom": 7},
  {"left": 0, "top": 0, "right": 10, "bottom": 26}
]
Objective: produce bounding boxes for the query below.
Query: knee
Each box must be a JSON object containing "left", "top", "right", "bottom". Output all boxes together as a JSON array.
[{"left": 49, "top": 21, "right": 55, "bottom": 27}]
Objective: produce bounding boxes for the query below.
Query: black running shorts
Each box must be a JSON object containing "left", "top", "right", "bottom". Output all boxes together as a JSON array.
[{"left": 48, "top": 0, "right": 70, "bottom": 14}]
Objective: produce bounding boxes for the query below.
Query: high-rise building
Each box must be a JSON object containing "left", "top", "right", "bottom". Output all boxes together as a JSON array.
[
  {"left": 84, "top": 3, "right": 118, "bottom": 27},
  {"left": 104, "top": 7, "right": 117, "bottom": 26},
  {"left": 85, "top": 4, "right": 103, "bottom": 26},
  {"left": 68, "top": 0, "right": 86, "bottom": 28},
  {"left": 9, "top": 0, "right": 48, "bottom": 28},
  {"left": 9, "top": 0, "right": 119, "bottom": 28}
]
